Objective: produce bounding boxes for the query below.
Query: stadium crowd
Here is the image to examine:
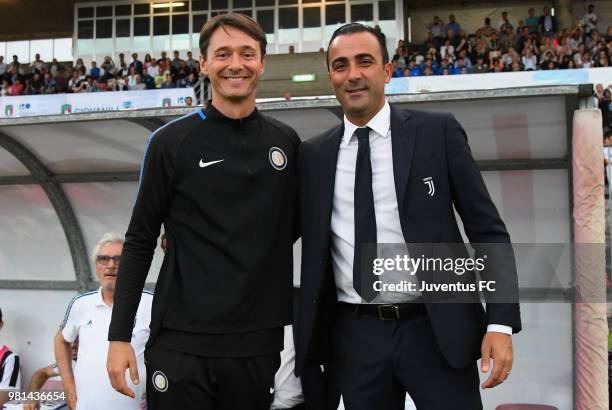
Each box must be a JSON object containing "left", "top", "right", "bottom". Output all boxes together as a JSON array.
[
  {"left": 0, "top": 50, "right": 201, "bottom": 96},
  {"left": 0, "top": 5, "right": 610, "bottom": 97},
  {"left": 391, "top": 5, "right": 612, "bottom": 76}
]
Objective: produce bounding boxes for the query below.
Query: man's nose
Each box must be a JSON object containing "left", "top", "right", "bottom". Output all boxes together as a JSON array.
[
  {"left": 228, "top": 52, "right": 242, "bottom": 70},
  {"left": 348, "top": 62, "right": 362, "bottom": 81}
]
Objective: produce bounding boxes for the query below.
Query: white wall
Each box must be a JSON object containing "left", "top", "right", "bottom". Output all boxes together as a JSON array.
[{"left": 0, "top": 290, "right": 78, "bottom": 391}]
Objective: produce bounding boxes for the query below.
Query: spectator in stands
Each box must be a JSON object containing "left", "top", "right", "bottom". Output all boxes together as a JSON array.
[
  {"left": 488, "top": 32, "right": 502, "bottom": 60},
  {"left": 74, "top": 58, "right": 85, "bottom": 74},
  {"left": 525, "top": 8, "right": 538, "bottom": 34},
  {"left": 185, "top": 51, "right": 198, "bottom": 72},
  {"left": 101, "top": 56, "right": 115, "bottom": 77},
  {"left": 7, "top": 55, "right": 24, "bottom": 76},
  {"left": 0, "top": 307, "right": 21, "bottom": 407},
  {"left": 28, "top": 72, "right": 43, "bottom": 94},
  {"left": 427, "top": 16, "right": 445, "bottom": 49},
  {"left": 454, "top": 54, "right": 471, "bottom": 73},
  {"left": 0, "top": 56, "right": 6, "bottom": 76},
  {"left": 157, "top": 51, "right": 169, "bottom": 73},
  {"left": 171, "top": 50, "right": 184, "bottom": 72},
  {"left": 595, "top": 50, "right": 610, "bottom": 67},
  {"left": 477, "top": 17, "right": 497, "bottom": 39},
  {"left": 154, "top": 70, "right": 165, "bottom": 88},
  {"left": 539, "top": 6, "right": 557, "bottom": 37},
  {"left": 0, "top": 80, "right": 9, "bottom": 97},
  {"left": 581, "top": 4, "right": 598, "bottom": 40},
  {"left": 142, "top": 68, "right": 156, "bottom": 90},
  {"left": 30, "top": 53, "right": 45, "bottom": 74},
  {"left": 471, "top": 55, "right": 488, "bottom": 73},
  {"left": 455, "top": 30, "right": 469, "bottom": 54},
  {"left": 421, "top": 55, "right": 439, "bottom": 75},
  {"left": 84, "top": 76, "right": 100, "bottom": 92},
  {"left": 129, "top": 53, "right": 143, "bottom": 75},
  {"left": 55, "top": 233, "right": 151, "bottom": 410},
  {"left": 129, "top": 73, "right": 146, "bottom": 91},
  {"left": 498, "top": 11, "right": 515, "bottom": 34},
  {"left": 23, "top": 339, "right": 78, "bottom": 410},
  {"left": 391, "top": 57, "right": 404, "bottom": 77},
  {"left": 55, "top": 67, "right": 67, "bottom": 93},
  {"left": 89, "top": 61, "right": 101, "bottom": 80},
  {"left": 160, "top": 72, "right": 174, "bottom": 89},
  {"left": 175, "top": 66, "right": 189, "bottom": 87},
  {"left": 8, "top": 78, "right": 24, "bottom": 96},
  {"left": 119, "top": 74, "right": 130, "bottom": 91},
  {"left": 126, "top": 66, "right": 138, "bottom": 89},
  {"left": 146, "top": 58, "right": 160, "bottom": 78},
  {"left": 288, "top": 45, "right": 295, "bottom": 54},
  {"left": 599, "top": 87, "right": 612, "bottom": 129},
  {"left": 445, "top": 14, "right": 461, "bottom": 37},
  {"left": 582, "top": 51, "right": 593, "bottom": 68},
  {"left": 117, "top": 53, "right": 126, "bottom": 72},
  {"left": 49, "top": 58, "right": 62, "bottom": 77},
  {"left": 510, "top": 61, "right": 522, "bottom": 72},
  {"left": 440, "top": 38, "right": 455, "bottom": 62},
  {"left": 184, "top": 72, "right": 198, "bottom": 88},
  {"left": 522, "top": 48, "right": 537, "bottom": 70},
  {"left": 406, "top": 59, "right": 421, "bottom": 76},
  {"left": 143, "top": 53, "right": 153, "bottom": 71}
]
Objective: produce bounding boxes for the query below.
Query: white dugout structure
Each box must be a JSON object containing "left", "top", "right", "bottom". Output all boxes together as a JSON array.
[{"left": 0, "top": 85, "right": 607, "bottom": 409}]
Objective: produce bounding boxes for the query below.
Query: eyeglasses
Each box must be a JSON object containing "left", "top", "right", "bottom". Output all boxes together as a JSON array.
[{"left": 96, "top": 255, "right": 121, "bottom": 265}]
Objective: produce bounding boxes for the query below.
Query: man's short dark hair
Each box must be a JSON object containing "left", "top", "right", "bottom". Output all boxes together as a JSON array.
[
  {"left": 326, "top": 23, "right": 389, "bottom": 70},
  {"left": 199, "top": 12, "right": 267, "bottom": 59}
]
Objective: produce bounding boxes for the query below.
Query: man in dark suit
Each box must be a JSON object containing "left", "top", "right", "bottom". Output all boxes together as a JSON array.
[{"left": 295, "top": 23, "right": 521, "bottom": 410}]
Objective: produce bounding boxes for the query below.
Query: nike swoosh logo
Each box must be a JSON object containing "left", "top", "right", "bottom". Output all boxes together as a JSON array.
[{"left": 199, "top": 159, "right": 225, "bottom": 168}]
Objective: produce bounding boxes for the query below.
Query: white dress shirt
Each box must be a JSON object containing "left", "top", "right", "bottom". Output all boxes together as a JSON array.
[{"left": 329, "top": 101, "right": 512, "bottom": 335}]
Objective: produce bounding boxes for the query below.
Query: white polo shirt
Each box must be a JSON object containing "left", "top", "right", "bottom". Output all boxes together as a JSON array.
[{"left": 61, "top": 288, "right": 152, "bottom": 410}]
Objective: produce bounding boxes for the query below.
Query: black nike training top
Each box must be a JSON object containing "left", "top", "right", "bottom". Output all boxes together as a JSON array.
[{"left": 108, "top": 104, "right": 300, "bottom": 356}]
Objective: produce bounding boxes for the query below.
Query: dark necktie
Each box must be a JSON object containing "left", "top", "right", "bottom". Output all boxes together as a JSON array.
[{"left": 353, "top": 126, "right": 377, "bottom": 302}]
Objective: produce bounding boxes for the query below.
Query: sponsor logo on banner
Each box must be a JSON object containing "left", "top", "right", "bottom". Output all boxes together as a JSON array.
[
  {"left": 122, "top": 101, "right": 133, "bottom": 109},
  {"left": 4, "top": 105, "right": 14, "bottom": 117},
  {"left": 61, "top": 104, "right": 72, "bottom": 114},
  {"left": 162, "top": 97, "right": 171, "bottom": 107}
]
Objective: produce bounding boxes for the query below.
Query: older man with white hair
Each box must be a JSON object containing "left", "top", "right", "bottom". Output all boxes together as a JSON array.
[{"left": 54, "top": 233, "right": 152, "bottom": 410}]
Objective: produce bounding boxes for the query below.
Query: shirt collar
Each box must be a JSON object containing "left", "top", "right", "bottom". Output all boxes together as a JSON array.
[
  {"left": 95, "top": 287, "right": 111, "bottom": 308},
  {"left": 342, "top": 101, "right": 391, "bottom": 145}
]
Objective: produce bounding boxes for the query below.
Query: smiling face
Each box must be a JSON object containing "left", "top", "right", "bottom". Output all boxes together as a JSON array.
[
  {"left": 200, "top": 25, "right": 264, "bottom": 109},
  {"left": 327, "top": 31, "right": 392, "bottom": 125},
  {"left": 95, "top": 242, "right": 122, "bottom": 295}
]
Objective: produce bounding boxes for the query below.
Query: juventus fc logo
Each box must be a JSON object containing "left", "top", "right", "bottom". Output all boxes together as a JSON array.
[{"left": 422, "top": 177, "right": 435, "bottom": 197}]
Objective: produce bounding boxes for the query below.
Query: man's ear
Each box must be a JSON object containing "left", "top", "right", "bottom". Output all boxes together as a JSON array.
[
  {"left": 383, "top": 61, "right": 393, "bottom": 83},
  {"left": 261, "top": 56, "right": 266, "bottom": 75},
  {"left": 199, "top": 54, "right": 208, "bottom": 76}
]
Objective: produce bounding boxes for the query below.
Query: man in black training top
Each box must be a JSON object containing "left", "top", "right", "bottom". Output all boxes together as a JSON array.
[{"left": 106, "top": 13, "right": 300, "bottom": 410}]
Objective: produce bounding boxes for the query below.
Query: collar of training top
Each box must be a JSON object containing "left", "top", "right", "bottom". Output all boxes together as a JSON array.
[{"left": 204, "top": 103, "right": 261, "bottom": 126}]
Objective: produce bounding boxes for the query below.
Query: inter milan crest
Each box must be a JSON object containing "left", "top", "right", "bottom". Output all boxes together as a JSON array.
[
  {"left": 152, "top": 370, "right": 169, "bottom": 392},
  {"left": 269, "top": 147, "right": 287, "bottom": 170}
]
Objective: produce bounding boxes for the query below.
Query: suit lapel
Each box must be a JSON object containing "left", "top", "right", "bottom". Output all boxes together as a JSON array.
[
  {"left": 390, "top": 105, "right": 416, "bottom": 213},
  {"left": 318, "top": 125, "right": 343, "bottom": 245}
]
